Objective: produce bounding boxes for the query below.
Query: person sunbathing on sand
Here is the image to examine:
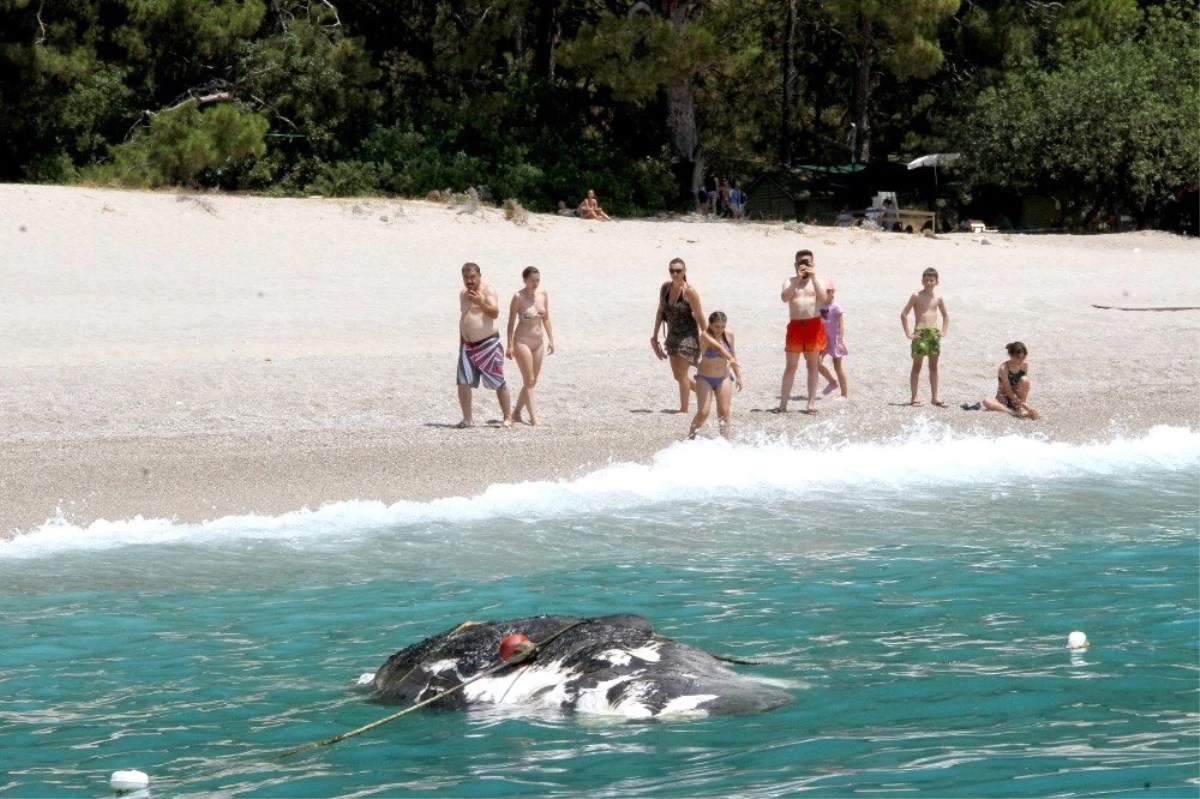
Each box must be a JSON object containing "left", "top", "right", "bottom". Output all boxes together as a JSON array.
[
  {"left": 964, "top": 341, "right": 1039, "bottom": 419},
  {"left": 578, "top": 189, "right": 613, "bottom": 221}
]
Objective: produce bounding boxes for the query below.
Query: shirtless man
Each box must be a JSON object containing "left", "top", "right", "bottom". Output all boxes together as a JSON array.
[
  {"left": 777, "top": 249, "right": 829, "bottom": 414},
  {"left": 900, "top": 267, "right": 950, "bottom": 407},
  {"left": 457, "top": 262, "right": 512, "bottom": 428}
]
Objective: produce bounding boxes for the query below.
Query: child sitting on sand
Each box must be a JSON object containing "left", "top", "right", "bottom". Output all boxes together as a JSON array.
[
  {"left": 817, "top": 280, "right": 848, "bottom": 399},
  {"left": 688, "top": 311, "right": 742, "bottom": 439},
  {"left": 964, "top": 341, "right": 1039, "bottom": 419}
]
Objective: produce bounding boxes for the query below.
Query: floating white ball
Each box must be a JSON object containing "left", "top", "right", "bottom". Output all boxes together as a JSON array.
[
  {"left": 1066, "top": 631, "right": 1089, "bottom": 650},
  {"left": 110, "top": 770, "right": 149, "bottom": 792}
]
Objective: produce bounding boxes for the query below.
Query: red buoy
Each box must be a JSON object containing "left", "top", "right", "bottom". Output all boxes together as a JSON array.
[{"left": 499, "top": 633, "right": 535, "bottom": 663}]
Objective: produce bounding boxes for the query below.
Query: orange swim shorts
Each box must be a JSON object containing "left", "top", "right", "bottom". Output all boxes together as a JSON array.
[{"left": 785, "top": 317, "right": 827, "bottom": 353}]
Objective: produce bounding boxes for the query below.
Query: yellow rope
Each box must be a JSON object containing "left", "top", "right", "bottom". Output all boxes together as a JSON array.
[{"left": 274, "top": 658, "right": 514, "bottom": 759}]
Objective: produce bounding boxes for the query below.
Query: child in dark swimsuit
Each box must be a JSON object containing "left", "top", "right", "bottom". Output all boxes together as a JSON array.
[
  {"left": 688, "top": 311, "right": 742, "bottom": 439},
  {"left": 967, "top": 341, "right": 1039, "bottom": 419}
]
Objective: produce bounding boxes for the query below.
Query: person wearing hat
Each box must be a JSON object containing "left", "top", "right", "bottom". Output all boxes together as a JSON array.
[{"left": 817, "top": 279, "right": 848, "bottom": 399}]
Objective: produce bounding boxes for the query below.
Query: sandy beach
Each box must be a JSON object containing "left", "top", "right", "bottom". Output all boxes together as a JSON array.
[{"left": 2, "top": 184, "right": 1197, "bottom": 534}]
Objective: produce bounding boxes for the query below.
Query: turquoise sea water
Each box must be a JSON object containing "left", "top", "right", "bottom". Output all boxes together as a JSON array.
[{"left": 2, "top": 424, "right": 1198, "bottom": 797}]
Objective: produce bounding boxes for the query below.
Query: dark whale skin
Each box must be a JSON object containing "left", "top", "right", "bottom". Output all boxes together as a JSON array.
[{"left": 370, "top": 613, "right": 791, "bottom": 717}]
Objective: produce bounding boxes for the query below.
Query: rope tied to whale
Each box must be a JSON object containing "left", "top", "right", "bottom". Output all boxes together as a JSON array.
[{"left": 274, "top": 618, "right": 586, "bottom": 759}]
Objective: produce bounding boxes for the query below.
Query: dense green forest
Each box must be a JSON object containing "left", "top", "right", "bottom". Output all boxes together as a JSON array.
[{"left": 0, "top": 0, "right": 1195, "bottom": 228}]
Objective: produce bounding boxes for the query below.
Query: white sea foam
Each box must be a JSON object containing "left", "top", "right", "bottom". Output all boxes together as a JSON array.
[{"left": 4, "top": 423, "right": 1197, "bottom": 560}]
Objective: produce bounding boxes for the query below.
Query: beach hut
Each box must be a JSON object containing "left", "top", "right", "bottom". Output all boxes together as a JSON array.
[
  {"left": 742, "top": 170, "right": 805, "bottom": 220},
  {"left": 743, "top": 165, "right": 866, "bottom": 221},
  {"left": 744, "top": 163, "right": 902, "bottom": 221},
  {"left": 1021, "top": 195, "right": 1062, "bottom": 229}
]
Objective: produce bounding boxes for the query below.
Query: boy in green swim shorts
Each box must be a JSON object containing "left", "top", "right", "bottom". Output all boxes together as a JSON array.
[{"left": 900, "top": 267, "right": 950, "bottom": 406}]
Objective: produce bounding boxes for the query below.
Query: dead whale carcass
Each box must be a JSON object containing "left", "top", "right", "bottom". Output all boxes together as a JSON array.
[{"left": 367, "top": 613, "right": 791, "bottom": 719}]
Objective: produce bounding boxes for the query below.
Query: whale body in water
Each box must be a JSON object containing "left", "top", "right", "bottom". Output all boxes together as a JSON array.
[{"left": 368, "top": 614, "right": 791, "bottom": 719}]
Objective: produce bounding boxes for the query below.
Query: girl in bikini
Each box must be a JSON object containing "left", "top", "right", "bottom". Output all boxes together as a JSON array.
[
  {"left": 506, "top": 266, "right": 556, "bottom": 425},
  {"left": 973, "top": 341, "right": 1039, "bottom": 419},
  {"left": 688, "top": 311, "right": 741, "bottom": 440}
]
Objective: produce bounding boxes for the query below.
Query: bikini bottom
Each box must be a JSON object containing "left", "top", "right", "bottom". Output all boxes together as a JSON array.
[
  {"left": 513, "top": 333, "right": 543, "bottom": 354},
  {"left": 698, "top": 374, "right": 730, "bottom": 390}
]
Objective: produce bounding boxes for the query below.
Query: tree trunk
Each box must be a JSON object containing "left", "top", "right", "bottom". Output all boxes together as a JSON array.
[
  {"left": 267, "top": 0, "right": 287, "bottom": 33},
  {"left": 628, "top": 0, "right": 704, "bottom": 206},
  {"left": 513, "top": 10, "right": 525, "bottom": 62},
  {"left": 658, "top": 0, "right": 703, "bottom": 207},
  {"left": 852, "top": 11, "right": 872, "bottom": 163},
  {"left": 532, "top": 0, "right": 559, "bottom": 80},
  {"left": 781, "top": 0, "right": 797, "bottom": 166},
  {"left": 665, "top": 79, "right": 703, "bottom": 207},
  {"left": 448, "top": 0, "right": 471, "bottom": 35}
]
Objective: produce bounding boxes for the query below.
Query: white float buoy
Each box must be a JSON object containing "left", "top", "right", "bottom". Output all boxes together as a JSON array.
[
  {"left": 110, "top": 769, "right": 149, "bottom": 792},
  {"left": 1066, "top": 631, "right": 1090, "bottom": 650}
]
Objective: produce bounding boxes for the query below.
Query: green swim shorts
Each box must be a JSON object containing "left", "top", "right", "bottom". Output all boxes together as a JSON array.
[{"left": 911, "top": 326, "right": 941, "bottom": 357}]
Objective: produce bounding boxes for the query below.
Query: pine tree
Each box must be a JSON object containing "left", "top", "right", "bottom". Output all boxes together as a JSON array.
[{"left": 822, "top": 0, "right": 959, "bottom": 162}]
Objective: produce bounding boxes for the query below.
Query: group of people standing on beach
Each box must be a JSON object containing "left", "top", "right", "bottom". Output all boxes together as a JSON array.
[
  {"left": 697, "top": 175, "right": 746, "bottom": 219},
  {"left": 456, "top": 251, "right": 1038, "bottom": 433},
  {"left": 647, "top": 250, "right": 852, "bottom": 438}
]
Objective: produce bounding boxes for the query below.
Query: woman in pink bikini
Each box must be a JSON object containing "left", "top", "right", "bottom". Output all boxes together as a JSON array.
[{"left": 506, "top": 266, "right": 556, "bottom": 425}]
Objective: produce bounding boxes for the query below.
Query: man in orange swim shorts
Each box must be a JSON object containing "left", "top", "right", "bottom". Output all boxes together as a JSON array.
[{"left": 778, "top": 249, "right": 829, "bottom": 414}]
